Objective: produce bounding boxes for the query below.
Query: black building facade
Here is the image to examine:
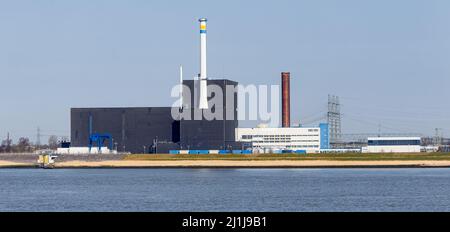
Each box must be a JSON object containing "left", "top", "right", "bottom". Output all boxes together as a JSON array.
[
  {"left": 179, "top": 79, "right": 239, "bottom": 150},
  {"left": 70, "top": 79, "right": 241, "bottom": 153},
  {"left": 71, "top": 107, "right": 180, "bottom": 153}
]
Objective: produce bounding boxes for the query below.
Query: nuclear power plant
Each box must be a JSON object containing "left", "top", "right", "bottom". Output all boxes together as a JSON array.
[{"left": 69, "top": 18, "right": 330, "bottom": 154}]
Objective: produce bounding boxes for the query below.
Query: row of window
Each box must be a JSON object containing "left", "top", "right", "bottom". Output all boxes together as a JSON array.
[
  {"left": 253, "top": 140, "right": 319, "bottom": 143},
  {"left": 287, "top": 145, "right": 319, "bottom": 148},
  {"left": 253, "top": 145, "right": 319, "bottom": 148},
  {"left": 253, "top": 141, "right": 319, "bottom": 144},
  {"left": 290, "top": 140, "right": 319, "bottom": 143},
  {"left": 368, "top": 140, "right": 421, "bottom": 146},
  {"left": 241, "top": 134, "right": 319, "bottom": 139}
]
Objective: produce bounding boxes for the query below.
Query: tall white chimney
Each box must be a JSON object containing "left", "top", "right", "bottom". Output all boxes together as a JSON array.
[
  {"left": 198, "top": 18, "right": 208, "bottom": 109},
  {"left": 179, "top": 65, "right": 183, "bottom": 109}
]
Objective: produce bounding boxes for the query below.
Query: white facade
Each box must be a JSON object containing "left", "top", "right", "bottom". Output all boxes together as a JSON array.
[
  {"left": 363, "top": 137, "right": 421, "bottom": 153},
  {"left": 56, "top": 147, "right": 116, "bottom": 155},
  {"left": 236, "top": 127, "right": 323, "bottom": 153}
]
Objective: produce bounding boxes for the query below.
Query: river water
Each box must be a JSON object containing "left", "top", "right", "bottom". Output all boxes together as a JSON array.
[{"left": 0, "top": 168, "right": 449, "bottom": 211}]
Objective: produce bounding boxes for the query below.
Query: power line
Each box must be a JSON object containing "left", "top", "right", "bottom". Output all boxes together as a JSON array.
[{"left": 344, "top": 114, "right": 419, "bottom": 134}]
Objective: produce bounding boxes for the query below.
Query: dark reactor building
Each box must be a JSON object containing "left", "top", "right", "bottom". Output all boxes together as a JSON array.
[
  {"left": 70, "top": 79, "right": 241, "bottom": 154},
  {"left": 70, "top": 18, "right": 244, "bottom": 154}
]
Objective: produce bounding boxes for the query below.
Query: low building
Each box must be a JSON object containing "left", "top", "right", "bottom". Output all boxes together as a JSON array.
[
  {"left": 363, "top": 137, "right": 421, "bottom": 153},
  {"left": 439, "top": 145, "right": 450, "bottom": 152},
  {"left": 70, "top": 79, "right": 241, "bottom": 154},
  {"left": 71, "top": 107, "right": 181, "bottom": 154},
  {"left": 56, "top": 147, "right": 117, "bottom": 155},
  {"left": 235, "top": 123, "right": 329, "bottom": 153}
]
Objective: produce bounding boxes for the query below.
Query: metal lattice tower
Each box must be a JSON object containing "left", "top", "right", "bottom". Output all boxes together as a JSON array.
[
  {"left": 36, "top": 127, "right": 41, "bottom": 149},
  {"left": 327, "top": 95, "right": 342, "bottom": 145},
  {"left": 434, "top": 128, "right": 443, "bottom": 146}
]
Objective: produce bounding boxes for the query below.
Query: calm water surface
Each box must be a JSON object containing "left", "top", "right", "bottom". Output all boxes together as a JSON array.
[{"left": 0, "top": 168, "right": 449, "bottom": 211}]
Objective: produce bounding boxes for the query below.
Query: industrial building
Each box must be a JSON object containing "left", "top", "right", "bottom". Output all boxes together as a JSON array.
[
  {"left": 66, "top": 18, "right": 432, "bottom": 155},
  {"left": 234, "top": 72, "right": 331, "bottom": 154},
  {"left": 236, "top": 123, "right": 329, "bottom": 153},
  {"left": 179, "top": 79, "right": 239, "bottom": 150},
  {"left": 70, "top": 18, "right": 241, "bottom": 154},
  {"left": 70, "top": 80, "right": 241, "bottom": 154},
  {"left": 71, "top": 107, "right": 180, "bottom": 154},
  {"left": 68, "top": 18, "right": 342, "bottom": 155},
  {"left": 362, "top": 137, "right": 422, "bottom": 153}
]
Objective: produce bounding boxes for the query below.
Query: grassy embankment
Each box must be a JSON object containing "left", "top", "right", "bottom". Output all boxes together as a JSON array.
[{"left": 124, "top": 152, "right": 450, "bottom": 161}]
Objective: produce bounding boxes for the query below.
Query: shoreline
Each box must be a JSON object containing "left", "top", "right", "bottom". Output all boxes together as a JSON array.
[
  {"left": 0, "top": 161, "right": 37, "bottom": 168},
  {"left": 2, "top": 160, "right": 450, "bottom": 169}
]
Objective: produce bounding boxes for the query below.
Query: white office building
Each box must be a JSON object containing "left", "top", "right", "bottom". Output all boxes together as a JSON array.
[
  {"left": 362, "top": 137, "right": 422, "bottom": 153},
  {"left": 235, "top": 123, "right": 329, "bottom": 153}
]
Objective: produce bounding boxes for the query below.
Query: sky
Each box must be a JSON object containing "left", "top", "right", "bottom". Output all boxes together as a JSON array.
[{"left": 0, "top": 0, "right": 449, "bottom": 142}]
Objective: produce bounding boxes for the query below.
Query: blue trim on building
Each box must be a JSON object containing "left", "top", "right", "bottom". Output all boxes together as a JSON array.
[
  {"left": 173, "top": 150, "right": 252, "bottom": 155},
  {"left": 319, "top": 123, "right": 330, "bottom": 149},
  {"left": 188, "top": 150, "right": 210, "bottom": 154},
  {"left": 294, "top": 150, "right": 307, "bottom": 154},
  {"left": 200, "top": 30, "right": 207, "bottom": 33}
]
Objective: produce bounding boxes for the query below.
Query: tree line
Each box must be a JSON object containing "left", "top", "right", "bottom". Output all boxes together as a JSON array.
[{"left": 0, "top": 135, "right": 60, "bottom": 153}]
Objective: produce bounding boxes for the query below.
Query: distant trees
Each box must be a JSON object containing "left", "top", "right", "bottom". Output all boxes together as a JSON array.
[
  {"left": 48, "top": 135, "right": 59, "bottom": 149},
  {"left": 0, "top": 135, "right": 62, "bottom": 153},
  {"left": 16, "top": 137, "right": 32, "bottom": 152},
  {"left": 0, "top": 137, "right": 12, "bottom": 153}
]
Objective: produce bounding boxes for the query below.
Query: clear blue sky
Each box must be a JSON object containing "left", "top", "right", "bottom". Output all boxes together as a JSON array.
[{"left": 0, "top": 0, "right": 449, "bottom": 142}]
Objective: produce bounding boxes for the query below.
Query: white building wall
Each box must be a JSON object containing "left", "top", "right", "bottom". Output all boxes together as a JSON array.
[
  {"left": 56, "top": 147, "right": 115, "bottom": 154},
  {"left": 364, "top": 137, "right": 422, "bottom": 153},
  {"left": 236, "top": 127, "right": 321, "bottom": 153},
  {"left": 365, "top": 145, "right": 421, "bottom": 153}
]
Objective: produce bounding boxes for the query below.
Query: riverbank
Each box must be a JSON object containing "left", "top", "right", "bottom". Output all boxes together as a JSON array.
[
  {"left": 1, "top": 160, "right": 450, "bottom": 168},
  {"left": 2, "top": 153, "right": 450, "bottom": 168},
  {"left": 52, "top": 160, "right": 450, "bottom": 168},
  {"left": 124, "top": 152, "right": 450, "bottom": 161},
  {"left": 0, "top": 161, "right": 35, "bottom": 168}
]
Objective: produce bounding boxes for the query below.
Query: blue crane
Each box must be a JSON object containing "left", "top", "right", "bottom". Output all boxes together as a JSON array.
[{"left": 88, "top": 133, "right": 113, "bottom": 153}]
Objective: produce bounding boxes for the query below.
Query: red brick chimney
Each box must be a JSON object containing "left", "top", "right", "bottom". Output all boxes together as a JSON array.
[{"left": 281, "top": 72, "right": 290, "bottom": 128}]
